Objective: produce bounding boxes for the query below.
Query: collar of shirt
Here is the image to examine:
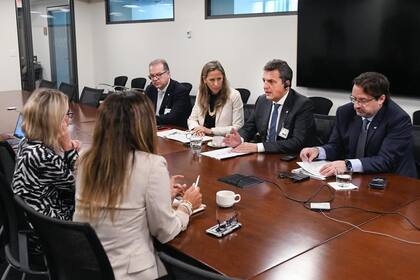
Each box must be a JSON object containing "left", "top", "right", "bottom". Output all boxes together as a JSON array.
[{"left": 272, "top": 89, "right": 289, "bottom": 106}]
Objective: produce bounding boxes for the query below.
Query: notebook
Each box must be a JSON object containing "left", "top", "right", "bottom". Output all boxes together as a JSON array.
[{"left": 7, "top": 113, "right": 25, "bottom": 146}]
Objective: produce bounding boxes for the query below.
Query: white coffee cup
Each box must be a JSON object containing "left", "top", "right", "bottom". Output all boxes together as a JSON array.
[
  {"left": 216, "top": 190, "right": 241, "bottom": 208},
  {"left": 212, "top": 136, "right": 224, "bottom": 147}
]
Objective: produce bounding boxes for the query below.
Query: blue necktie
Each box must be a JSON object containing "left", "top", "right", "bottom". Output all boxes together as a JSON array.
[
  {"left": 268, "top": 104, "right": 281, "bottom": 142},
  {"left": 355, "top": 118, "right": 370, "bottom": 158}
]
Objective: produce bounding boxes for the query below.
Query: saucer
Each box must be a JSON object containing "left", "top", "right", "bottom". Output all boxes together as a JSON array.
[{"left": 207, "top": 141, "right": 227, "bottom": 148}]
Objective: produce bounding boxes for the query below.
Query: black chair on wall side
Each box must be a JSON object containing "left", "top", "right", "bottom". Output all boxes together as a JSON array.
[
  {"left": 0, "top": 174, "right": 48, "bottom": 280},
  {"left": 412, "top": 125, "right": 420, "bottom": 178},
  {"left": 113, "top": 76, "right": 128, "bottom": 91},
  {"left": 131, "top": 77, "right": 147, "bottom": 91},
  {"left": 243, "top": 104, "right": 255, "bottom": 124},
  {"left": 413, "top": 110, "right": 420, "bottom": 126},
  {"left": 14, "top": 196, "right": 115, "bottom": 280},
  {"left": 158, "top": 251, "right": 237, "bottom": 280},
  {"left": 235, "top": 88, "right": 251, "bottom": 105},
  {"left": 39, "top": 80, "right": 56, "bottom": 89},
  {"left": 58, "top": 82, "right": 77, "bottom": 103},
  {"left": 309, "top": 96, "right": 333, "bottom": 115},
  {"left": 313, "top": 114, "right": 336, "bottom": 145},
  {"left": 181, "top": 82, "right": 193, "bottom": 95},
  {"left": 80, "top": 87, "right": 104, "bottom": 107}
]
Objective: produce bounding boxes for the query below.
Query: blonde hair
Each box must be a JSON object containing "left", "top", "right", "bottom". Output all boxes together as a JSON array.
[
  {"left": 198, "top": 60, "right": 230, "bottom": 116},
  {"left": 78, "top": 91, "right": 157, "bottom": 221},
  {"left": 22, "top": 88, "right": 68, "bottom": 151}
]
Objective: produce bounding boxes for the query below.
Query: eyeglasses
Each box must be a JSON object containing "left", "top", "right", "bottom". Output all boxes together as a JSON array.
[
  {"left": 66, "top": 111, "right": 74, "bottom": 119},
  {"left": 349, "top": 95, "right": 375, "bottom": 105},
  {"left": 148, "top": 70, "right": 168, "bottom": 80}
]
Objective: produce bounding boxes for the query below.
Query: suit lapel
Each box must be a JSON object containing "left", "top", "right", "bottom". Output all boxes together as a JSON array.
[
  {"left": 261, "top": 98, "right": 272, "bottom": 135},
  {"left": 278, "top": 90, "right": 295, "bottom": 131},
  {"left": 367, "top": 105, "right": 386, "bottom": 144},
  {"left": 159, "top": 79, "right": 173, "bottom": 114},
  {"left": 349, "top": 115, "right": 362, "bottom": 156}
]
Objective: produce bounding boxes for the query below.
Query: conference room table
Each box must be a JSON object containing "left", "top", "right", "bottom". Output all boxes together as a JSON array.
[{"left": 1, "top": 90, "right": 420, "bottom": 279}]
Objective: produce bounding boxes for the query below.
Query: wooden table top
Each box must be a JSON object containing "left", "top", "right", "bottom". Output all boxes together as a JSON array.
[{"left": 2, "top": 91, "right": 420, "bottom": 279}]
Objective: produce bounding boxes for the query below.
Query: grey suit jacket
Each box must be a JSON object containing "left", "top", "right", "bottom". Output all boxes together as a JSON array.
[
  {"left": 74, "top": 152, "right": 189, "bottom": 280},
  {"left": 239, "top": 89, "right": 316, "bottom": 153}
]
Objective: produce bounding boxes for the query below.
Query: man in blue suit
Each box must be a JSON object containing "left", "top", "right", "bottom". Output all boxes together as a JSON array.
[
  {"left": 145, "top": 59, "right": 191, "bottom": 128},
  {"left": 300, "top": 72, "right": 417, "bottom": 178}
]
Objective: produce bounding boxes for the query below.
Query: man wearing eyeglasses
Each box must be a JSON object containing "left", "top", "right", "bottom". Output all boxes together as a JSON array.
[
  {"left": 300, "top": 72, "right": 417, "bottom": 178},
  {"left": 145, "top": 59, "right": 191, "bottom": 128}
]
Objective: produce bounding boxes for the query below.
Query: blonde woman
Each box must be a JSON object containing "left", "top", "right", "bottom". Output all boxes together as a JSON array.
[
  {"left": 188, "top": 60, "right": 244, "bottom": 136},
  {"left": 12, "top": 88, "right": 80, "bottom": 220},
  {"left": 73, "top": 91, "right": 201, "bottom": 280}
]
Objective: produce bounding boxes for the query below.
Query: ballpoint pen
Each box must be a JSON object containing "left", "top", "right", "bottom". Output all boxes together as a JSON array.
[{"left": 194, "top": 175, "right": 200, "bottom": 188}]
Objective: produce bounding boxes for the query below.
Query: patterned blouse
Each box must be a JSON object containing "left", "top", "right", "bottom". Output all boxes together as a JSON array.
[{"left": 12, "top": 139, "right": 78, "bottom": 220}]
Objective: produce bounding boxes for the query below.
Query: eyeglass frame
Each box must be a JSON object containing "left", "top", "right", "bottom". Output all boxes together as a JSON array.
[
  {"left": 349, "top": 95, "right": 376, "bottom": 105},
  {"left": 66, "top": 111, "right": 74, "bottom": 118},
  {"left": 148, "top": 70, "right": 168, "bottom": 80}
]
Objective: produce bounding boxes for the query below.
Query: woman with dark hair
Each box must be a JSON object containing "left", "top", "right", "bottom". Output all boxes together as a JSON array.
[
  {"left": 73, "top": 91, "right": 201, "bottom": 279},
  {"left": 188, "top": 60, "right": 244, "bottom": 136}
]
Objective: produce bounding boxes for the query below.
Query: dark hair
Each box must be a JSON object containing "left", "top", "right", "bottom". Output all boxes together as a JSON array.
[
  {"left": 353, "top": 72, "right": 390, "bottom": 100},
  {"left": 149, "top": 58, "right": 170, "bottom": 72},
  {"left": 264, "top": 59, "right": 293, "bottom": 88}
]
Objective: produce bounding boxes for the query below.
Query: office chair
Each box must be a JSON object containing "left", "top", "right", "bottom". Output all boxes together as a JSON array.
[
  {"left": 80, "top": 87, "right": 104, "bottom": 107},
  {"left": 313, "top": 114, "right": 336, "bottom": 145},
  {"left": 113, "top": 76, "right": 128, "bottom": 91},
  {"left": 59, "top": 82, "right": 77, "bottom": 103},
  {"left": 0, "top": 174, "right": 48, "bottom": 280},
  {"left": 412, "top": 125, "right": 420, "bottom": 178},
  {"left": 181, "top": 82, "right": 193, "bottom": 95},
  {"left": 235, "top": 88, "right": 251, "bottom": 105},
  {"left": 14, "top": 196, "right": 115, "bottom": 280},
  {"left": 158, "top": 251, "right": 238, "bottom": 280},
  {"left": 39, "top": 80, "right": 56, "bottom": 89},
  {"left": 413, "top": 110, "right": 420, "bottom": 126},
  {"left": 0, "top": 141, "right": 16, "bottom": 186},
  {"left": 309, "top": 96, "right": 333, "bottom": 115},
  {"left": 131, "top": 77, "right": 147, "bottom": 91}
]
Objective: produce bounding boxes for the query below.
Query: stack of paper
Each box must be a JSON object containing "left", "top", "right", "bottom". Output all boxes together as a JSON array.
[
  {"left": 200, "top": 147, "right": 250, "bottom": 160},
  {"left": 296, "top": 161, "right": 329, "bottom": 180},
  {"left": 157, "top": 129, "right": 212, "bottom": 144}
]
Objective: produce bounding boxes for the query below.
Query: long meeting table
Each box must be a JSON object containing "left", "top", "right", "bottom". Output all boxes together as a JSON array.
[{"left": 1, "top": 90, "right": 420, "bottom": 279}]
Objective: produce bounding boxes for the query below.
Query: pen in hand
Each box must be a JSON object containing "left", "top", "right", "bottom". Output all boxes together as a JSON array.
[{"left": 194, "top": 175, "right": 200, "bottom": 188}]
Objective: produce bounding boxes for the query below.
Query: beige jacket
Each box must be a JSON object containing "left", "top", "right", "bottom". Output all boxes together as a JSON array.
[
  {"left": 73, "top": 151, "right": 189, "bottom": 280},
  {"left": 188, "top": 88, "right": 244, "bottom": 135}
]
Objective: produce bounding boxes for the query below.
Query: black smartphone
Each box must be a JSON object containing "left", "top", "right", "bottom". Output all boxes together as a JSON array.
[
  {"left": 368, "top": 177, "right": 387, "bottom": 189},
  {"left": 280, "top": 154, "right": 297, "bottom": 161}
]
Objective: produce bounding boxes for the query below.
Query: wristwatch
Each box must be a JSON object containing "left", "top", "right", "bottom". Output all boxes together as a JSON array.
[{"left": 344, "top": 159, "right": 352, "bottom": 171}]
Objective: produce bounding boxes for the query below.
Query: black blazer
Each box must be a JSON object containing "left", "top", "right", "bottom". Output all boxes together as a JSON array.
[
  {"left": 323, "top": 100, "right": 417, "bottom": 178},
  {"left": 145, "top": 79, "right": 191, "bottom": 128},
  {"left": 239, "top": 89, "right": 316, "bottom": 154}
]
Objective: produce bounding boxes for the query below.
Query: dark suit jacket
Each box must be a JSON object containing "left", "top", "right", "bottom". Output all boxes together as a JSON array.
[
  {"left": 239, "top": 89, "right": 316, "bottom": 154},
  {"left": 323, "top": 100, "right": 417, "bottom": 178},
  {"left": 145, "top": 79, "right": 191, "bottom": 128}
]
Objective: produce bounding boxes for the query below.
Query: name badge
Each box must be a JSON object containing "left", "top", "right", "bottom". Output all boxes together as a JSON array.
[
  {"left": 279, "top": 127, "right": 289, "bottom": 139},
  {"left": 164, "top": 108, "right": 172, "bottom": 114}
]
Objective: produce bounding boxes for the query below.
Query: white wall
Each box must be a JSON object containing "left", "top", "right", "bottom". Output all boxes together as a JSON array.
[
  {"left": 0, "top": 1, "right": 21, "bottom": 91},
  {"left": 75, "top": 0, "right": 420, "bottom": 117}
]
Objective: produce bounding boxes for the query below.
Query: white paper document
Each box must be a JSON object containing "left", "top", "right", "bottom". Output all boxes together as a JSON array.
[
  {"left": 157, "top": 129, "right": 212, "bottom": 143},
  {"left": 296, "top": 161, "right": 329, "bottom": 180},
  {"left": 200, "top": 147, "right": 250, "bottom": 160}
]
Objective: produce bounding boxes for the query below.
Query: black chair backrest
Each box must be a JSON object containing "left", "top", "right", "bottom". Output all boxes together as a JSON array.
[
  {"left": 39, "top": 80, "right": 56, "bottom": 89},
  {"left": 80, "top": 87, "right": 104, "bottom": 108},
  {"left": 181, "top": 82, "right": 193, "bottom": 95},
  {"left": 59, "top": 82, "right": 77, "bottom": 102},
  {"left": 158, "top": 251, "right": 237, "bottom": 280},
  {"left": 412, "top": 125, "right": 420, "bottom": 178},
  {"left": 314, "top": 114, "right": 336, "bottom": 145},
  {"left": 413, "top": 110, "right": 420, "bottom": 126},
  {"left": 235, "top": 88, "right": 251, "bottom": 105},
  {"left": 0, "top": 141, "right": 16, "bottom": 186},
  {"left": 113, "top": 76, "right": 128, "bottom": 87},
  {"left": 131, "top": 77, "right": 147, "bottom": 90},
  {"left": 14, "top": 196, "right": 115, "bottom": 280},
  {"left": 243, "top": 104, "right": 255, "bottom": 124},
  {"left": 309, "top": 96, "right": 333, "bottom": 115}
]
